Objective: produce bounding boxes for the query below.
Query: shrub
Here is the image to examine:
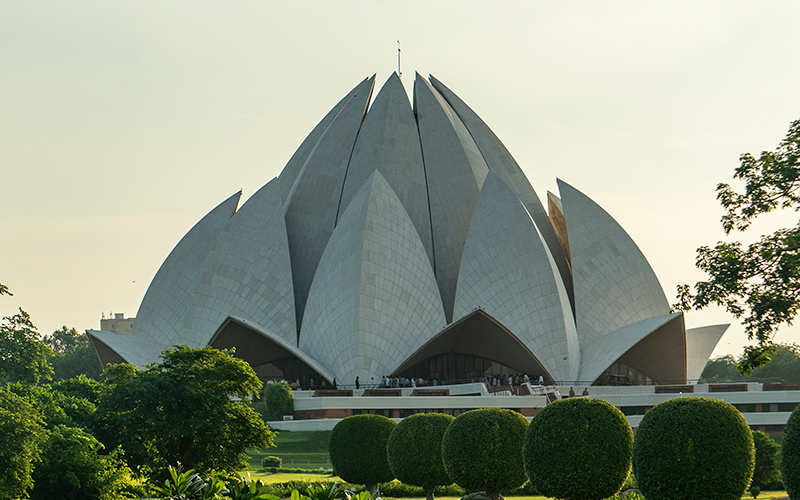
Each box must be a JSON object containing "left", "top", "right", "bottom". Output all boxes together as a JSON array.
[
  {"left": 264, "top": 382, "right": 294, "bottom": 420},
  {"left": 632, "top": 397, "right": 754, "bottom": 500},
  {"left": 378, "top": 480, "right": 465, "bottom": 498},
  {"left": 441, "top": 408, "right": 528, "bottom": 500},
  {"left": 524, "top": 398, "right": 633, "bottom": 500},
  {"left": 329, "top": 414, "right": 396, "bottom": 493},
  {"left": 752, "top": 430, "right": 781, "bottom": 489},
  {"left": 262, "top": 456, "right": 282, "bottom": 469},
  {"left": 387, "top": 412, "right": 454, "bottom": 500},
  {"left": 784, "top": 404, "right": 800, "bottom": 499}
]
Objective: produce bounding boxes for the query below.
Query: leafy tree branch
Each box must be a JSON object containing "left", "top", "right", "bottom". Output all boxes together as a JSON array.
[{"left": 675, "top": 119, "right": 800, "bottom": 374}]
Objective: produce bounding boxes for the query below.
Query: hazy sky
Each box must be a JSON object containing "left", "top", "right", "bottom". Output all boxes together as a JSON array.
[{"left": 2, "top": 1, "right": 800, "bottom": 359}]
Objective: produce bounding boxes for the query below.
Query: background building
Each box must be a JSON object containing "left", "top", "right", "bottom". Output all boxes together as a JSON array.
[{"left": 99, "top": 313, "right": 135, "bottom": 335}]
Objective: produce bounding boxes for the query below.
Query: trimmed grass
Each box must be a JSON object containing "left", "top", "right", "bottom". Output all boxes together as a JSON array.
[
  {"left": 247, "top": 430, "right": 332, "bottom": 471},
  {"left": 251, "top": 471, "right": 340, "bottom": 483}
]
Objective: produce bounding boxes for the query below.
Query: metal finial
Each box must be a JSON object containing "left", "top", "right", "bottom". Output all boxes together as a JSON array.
[{"left": 397, "top": 40, "right": 402, "bottom": 80}]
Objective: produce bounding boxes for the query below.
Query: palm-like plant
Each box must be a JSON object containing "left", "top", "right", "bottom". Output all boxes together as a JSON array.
[
  {"left": 152, "top": 464, "right": 228, "bottom": 500},
  {"left": 226, "top": 474, "right": 277, "bottom": 500}
]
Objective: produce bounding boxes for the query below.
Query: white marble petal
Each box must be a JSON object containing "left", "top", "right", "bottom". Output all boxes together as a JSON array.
[
  {"left": 414, "top": 73, "right": 488, "bottom": 322},
  {"left": 87, "top": 329, "right": 168, "bottom": 368},
  {"left": 454, "top": 172, "right": 579, "bottom": 382},
  {"left": 429, "top": 75, "right": 573, "bottom": 303},
  {"left": 559, "top": 179, "right": 669, "bottom": 346},
  {"left": 300, "top": 171, "right": 446, "bottom": 384},
  {"left": 182, "top": 178, "right": 296, "bottom": 346},
  {"left": 130, "top": 191, "right": 241, "bottom": 355},
  {"left": 283, "top": 76, "right": 375, "bottom": 331},
  {"left": 578, "top": 313, "right": 685, "bottom": 384},
  {"left": 686, "top": 324, "right": 729, "bottom": 382},
  {"left": 339, "top": 73, "right": 433, "bottom": 266},
  {"left": 278, "top": 77, "right": 372, "bottom": 203}
]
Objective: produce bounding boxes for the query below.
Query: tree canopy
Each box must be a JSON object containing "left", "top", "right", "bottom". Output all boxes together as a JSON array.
[
  {"left": 95, "top": 345, "right": 275, "bottom": 477},
  {"left": 0, "top": 389, "right": 46, "bottom": 499},
  {"left": 0, "top": 285, "right": 53, "bottom": 384},
  {"left": 700, "top": 343, "right": 800, "bottom": 383},
  {"left": 675, "top": 118, "right": 800, "bottom": 374},
  {"left": 43, "top": 326, "right": 102, "bottom": 380},
  {"left": 30, "top": 424, "right": 131, "bottom": 500}
]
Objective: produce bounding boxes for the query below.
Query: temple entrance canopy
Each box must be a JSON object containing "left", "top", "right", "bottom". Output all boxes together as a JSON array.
[
  {"left": 209, "top": 317, "right": 328, "bottom": 389},
  {"left": 393, "top": 309, "right": 554, "bottom": 384}
]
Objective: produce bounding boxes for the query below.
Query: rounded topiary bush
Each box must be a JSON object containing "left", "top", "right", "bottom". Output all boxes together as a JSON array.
[
  {"left": 262, "top": 455, "right": 282, "bottom": 469},
  {"left": 329, "top": 414, "right": 396, "bottom": 493},
  {"left": 783, "top": 405, "right": 800, "bottom": 499},
  {"left": 632, "top": 397, "right": 754, "bottom": 500},
  {"left": 387, "top": 412, "right": 454, "bottom": 500},
  {"left": 752, "top": 430, "right": 781, "bottom": 490},
  {"left": 524, "top": 397, "right": 633, "bottom": 500},
  {"left": 442, "top": 408, "right": 528, "bottom": 500}
]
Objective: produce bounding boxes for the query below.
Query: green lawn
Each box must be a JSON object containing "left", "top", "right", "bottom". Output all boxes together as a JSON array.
[{"left": 247, "top": 430, "right": 333, "bottom": 471}]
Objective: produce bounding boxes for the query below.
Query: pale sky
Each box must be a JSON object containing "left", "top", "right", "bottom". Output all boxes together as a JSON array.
[{"left": 2, "top": 1, "right": 800, "bottom": 359}]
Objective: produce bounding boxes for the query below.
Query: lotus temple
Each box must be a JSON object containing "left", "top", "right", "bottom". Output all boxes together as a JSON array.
[{"left": 88, "top": 72, "right": 730, "bottom": 390}]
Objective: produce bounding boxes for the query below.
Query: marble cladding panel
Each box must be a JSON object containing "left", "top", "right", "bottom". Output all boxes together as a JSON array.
[
  {"left": 183, "top": 178, "right": 296, "bottom": 346},
  {"left": 558, "top": 179, "right": 669, "bottom": 346},
  {"left": 414, "top": 74, "right": 488, "bottom": 321},
  {"left": 284, "top": 76, "right": 375, "bottom": 330},
  {"left": 339, "top": 73, "right": 433, "bottom": 266},
  {"left": 686, "top": 324, "right": 729, "bottom": 382},
  {"left": 300, "top": 171, "right": 445, "bottom": 383},
  {"left": 278, "top": 77, "right": 371, "bottom": 204},
  {"left": 130, "top": 191, "right": 240, "bottom": 357},
  {"left": 454, "top": 172, "right": 579, "bottom": 382}
]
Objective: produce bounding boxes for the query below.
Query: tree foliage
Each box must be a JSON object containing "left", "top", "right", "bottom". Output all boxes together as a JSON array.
[
  {"left": 263, "top": 382, "right": 294, "bottom": 420},
  {"left": 441, "top": 408, "right": 528, "bottom": 500},
  {"left": 675, "top": 119, "right": 800, "bottom": 374},
  {"left": 95, "top": 345, "right": 275, "bottom": 478},
  {"left": 751, "top": 430, "right": 781, "bottom": 490},
  {"left": 30, "top": 424, "right": 131, "bottom": 500},
  {"left": 0, "top": 308, "right": 53, "bottom": 384},
  {"left": 7, "top": 381, "right": 95, "bottom": 430},
  {"left": 524, "top": 398, "right": 633, "bottom": 500},
  {"left": 386, "top": 412, "right": 454, "bottom": 500},
  {"left": 43, "top": 326, "right": 102, "bottom": 380},
  {"left": 700, "top": 344, "right": 800, "bottom": 383},
  {"left": 329, "top": 414, "right": 396, "bottom": 493},
  {"left": 783, "top": 404, "right": 800, "bottom": 500},
  {"left": 0, "top": 389, "right": 46, "bottom": 500},
  {"left": 699, "top": 354, "right": 742, "bottom": 382},
  {"left": 632, "top": 397, "right": 754, "bottom": 500}
]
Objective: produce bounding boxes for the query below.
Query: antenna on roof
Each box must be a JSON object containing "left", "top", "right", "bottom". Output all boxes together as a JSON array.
[{"left": 397, "top": 40, "right": 402, "bottom": 80}]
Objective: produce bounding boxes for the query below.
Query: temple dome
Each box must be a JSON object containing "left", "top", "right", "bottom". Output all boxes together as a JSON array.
[{"left": 89, "top": 73, "right": 726, "bottom": 386}]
